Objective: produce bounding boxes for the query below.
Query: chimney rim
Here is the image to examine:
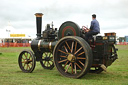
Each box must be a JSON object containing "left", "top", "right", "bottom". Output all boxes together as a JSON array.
[{"left": 35, "top": 13, "right": 43, "bottom": 17}]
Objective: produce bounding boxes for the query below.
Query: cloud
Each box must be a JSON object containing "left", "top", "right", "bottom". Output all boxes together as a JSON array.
[{"left": 0, "top": 0, "right": 128, "bottom": 37}]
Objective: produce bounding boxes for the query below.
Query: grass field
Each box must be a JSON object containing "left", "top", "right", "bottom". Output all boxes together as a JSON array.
[{"left": 0, "top": 45, "right": 128, "bottom": 85}]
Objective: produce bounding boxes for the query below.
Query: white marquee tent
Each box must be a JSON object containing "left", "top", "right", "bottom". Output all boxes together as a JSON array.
[{"left": 0, "top": 22, "right": 33, "bottom": 43}]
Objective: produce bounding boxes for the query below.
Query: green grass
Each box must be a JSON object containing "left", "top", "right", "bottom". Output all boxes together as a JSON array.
[{"left": 0, "top": 46, "right": 128, "bottom": 85}]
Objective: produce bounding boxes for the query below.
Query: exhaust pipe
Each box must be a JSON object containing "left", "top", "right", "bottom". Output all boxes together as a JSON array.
[{"left": 35, "top": 13, "right": 43, "bottom": 39}]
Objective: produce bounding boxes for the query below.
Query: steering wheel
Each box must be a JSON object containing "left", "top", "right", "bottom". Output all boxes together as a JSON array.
[{"left": 82, "top": 26, "right": 88, "bottom": 33}]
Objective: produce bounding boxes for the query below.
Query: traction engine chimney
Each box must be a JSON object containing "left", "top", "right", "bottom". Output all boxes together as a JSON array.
[{"left": 35, "top": 13, "right": 43, "bottom": 39}]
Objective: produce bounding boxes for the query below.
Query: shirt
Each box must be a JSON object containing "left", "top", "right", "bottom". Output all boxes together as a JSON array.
[{"left": 90, "top": 19, "right": 100, "bottom": 33}]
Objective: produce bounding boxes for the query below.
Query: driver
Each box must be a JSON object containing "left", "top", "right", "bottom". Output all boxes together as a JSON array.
[{"left": 85, "top": 14, "right": 100, "bottom": 42}]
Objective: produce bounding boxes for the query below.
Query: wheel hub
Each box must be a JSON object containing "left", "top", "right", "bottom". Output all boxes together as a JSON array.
[
  {"left": 45, "top": 57, "right": 50, "bottom": 61},
  {"left": 67, "top": 53, "right": 76, "bottom": 62},
  {"left": 24, "top": 59, "right": 28, "bottom": 64},
  {"left": 25, "top": 59, "right": 31, "bottom": 64}
]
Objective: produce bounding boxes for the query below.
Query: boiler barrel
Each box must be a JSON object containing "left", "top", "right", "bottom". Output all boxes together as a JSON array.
[{"left": 31, "top": 39, "right": 57, "bottom": 52}]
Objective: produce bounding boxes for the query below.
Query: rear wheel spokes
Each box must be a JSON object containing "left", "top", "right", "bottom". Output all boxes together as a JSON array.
[
  {"left": 58, "top": 50, "right": 67, "bottom": 54},
  {"left": 64, "top": 45, "right": 68, "bottom": 53},
  {"left": 77, "top": 57, "right": 86, "bottom": 60},
  {"left": 74, "top": 42, "right": 77, "bottom": 52},
  {"left": 59, "top": 61, "right": 83, "bottom": 74},
  {"left": 75, "top": 63, "right": 82, "bottom": 70},
  {"left": 74, "top": 63, "right": 77, "bottom": 74},
  {"left": 77, "top": 52, "right": 85, "bottom": 56},
  {"left": 71, "top": 63, "right": 73, "bottom": 74},
  {"left": 58, "top": 59, "right": 68, "bottom": 63},
  {"left": 71, "top": 41, "right": 74, "bottom": 53},
  {"left": 63, "top": 61, "right": 69, "bottom": 68},
  {"left": 57, "top": 40, "right": 86, "bottom": 75},
  {"left": 65, "top": 63, "right": 71, "bottom": 72},
  {"left": 78, "top": 60, "right": 84, "bottom": 66},
  {"left": 65, "top": 41, "right": 71, "bottom": 52}
]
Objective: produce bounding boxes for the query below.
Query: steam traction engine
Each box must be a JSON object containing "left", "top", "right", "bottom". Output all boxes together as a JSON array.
[{"left": 18, "top": 13, "right": 118, "bottom": 78}]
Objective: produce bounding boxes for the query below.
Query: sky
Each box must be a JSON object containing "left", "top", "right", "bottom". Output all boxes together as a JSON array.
[{"left": 0, "top": 0, "right": 128, "bottom": 38}]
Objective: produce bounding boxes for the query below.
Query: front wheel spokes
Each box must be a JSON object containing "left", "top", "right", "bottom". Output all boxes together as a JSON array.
[
  {"left": 48, "top": 61, "right": 51, "bottom": 65},
  {"left": 22, "top": 57, "right": 25, "bottom": 61},
  {"left": 40, "top": 52, "right": 54, "bottom": 69},
  {"left": 28, "top": 64, "right": 30, "bottom": 69},
  {"left": 23, "top": 54, "right": 27, "bottom": 59},
  {"left": 21, "top": 53, "right": 32, "bottom": 70},
  {"left": 26, "top": 64, "right": 28, "bottom": 70},
  {"left": 23, "top": 63, "right": 26, "bottom": 68}
]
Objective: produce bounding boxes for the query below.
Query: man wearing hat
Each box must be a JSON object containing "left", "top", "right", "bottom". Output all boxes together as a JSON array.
[{"left": 85, "top": 14, "right": 100, "bottom": 42}]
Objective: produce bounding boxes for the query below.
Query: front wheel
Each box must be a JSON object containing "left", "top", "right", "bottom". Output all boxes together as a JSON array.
[
  {"left": 18, "top": 50, "right": 36, "bottom": 73},
  {"left": 40, "top": 52, "right": 54, "bottom": 70}
]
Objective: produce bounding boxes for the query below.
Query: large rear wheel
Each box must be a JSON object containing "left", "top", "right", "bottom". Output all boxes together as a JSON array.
[{"left": 53, "top": 36, "right": 93, "bottom": 78}]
